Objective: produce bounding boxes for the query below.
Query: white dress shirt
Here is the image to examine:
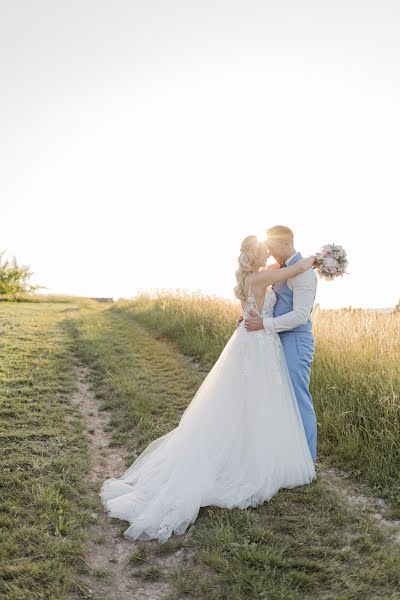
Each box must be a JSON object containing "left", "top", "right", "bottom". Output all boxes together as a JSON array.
[{"left": 263, "top": 253, "right": 318, "bottom": 333}]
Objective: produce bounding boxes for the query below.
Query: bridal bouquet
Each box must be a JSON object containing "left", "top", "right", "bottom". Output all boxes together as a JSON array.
[{"left": 314, "top": 244, "right": 348, "bottom": 281}]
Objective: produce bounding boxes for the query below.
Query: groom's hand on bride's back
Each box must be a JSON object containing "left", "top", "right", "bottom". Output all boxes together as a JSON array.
[
  {"left": 244, "top": 310, "right": 264, "bottom": 331},
  {"left": 236, "top": 315, "right": 243, "bottom": 328}
]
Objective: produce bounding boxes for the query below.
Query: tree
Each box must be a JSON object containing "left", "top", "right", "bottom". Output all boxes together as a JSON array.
[{"left": 0, "top": 250, "right": 40, "bottom": 295}]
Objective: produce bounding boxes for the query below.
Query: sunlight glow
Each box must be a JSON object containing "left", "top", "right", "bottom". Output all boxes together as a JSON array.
[{"left": 0, "top": 1, "right": 399, "bottom": 309}]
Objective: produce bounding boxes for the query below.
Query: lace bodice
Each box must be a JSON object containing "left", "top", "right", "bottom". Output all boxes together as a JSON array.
[{"left": 243, "top": 273, "right": 277, "bottom": 320}]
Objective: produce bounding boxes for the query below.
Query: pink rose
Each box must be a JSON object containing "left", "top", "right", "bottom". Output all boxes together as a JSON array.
[{"left": 324, "top": 257, "right": 338, "bottom": 268}]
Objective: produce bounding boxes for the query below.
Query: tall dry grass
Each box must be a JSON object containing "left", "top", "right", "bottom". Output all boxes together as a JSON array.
[{"left": 311, "top": 306, "right": 400, "bottom": 505}]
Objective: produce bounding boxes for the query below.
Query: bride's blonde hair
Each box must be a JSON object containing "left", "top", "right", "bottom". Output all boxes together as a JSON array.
[{"left": 234, "top": 235, "right": 267, "bottom": 301}]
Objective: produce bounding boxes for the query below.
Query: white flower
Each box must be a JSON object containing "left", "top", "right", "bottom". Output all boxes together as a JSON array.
[{"left": 324, "top": 257, "right": 338, "bottom": 268}]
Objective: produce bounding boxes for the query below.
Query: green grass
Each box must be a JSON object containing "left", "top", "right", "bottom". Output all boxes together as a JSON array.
[
  {"left": 133, "top": 565, "right": 165, "bottom": 581},
  {"left": 0, "top": 301, "right": 102, "bottom": 599},
  {"left": 0, "top": 292, "right": 100, "bottom": 304},
  {"left": 65, "top": 301, "right": 400, "bottom": 599},
  {"left": 185, "top": 484, "right": 400, "bottom": 599},
  {"left": 115, "top": 292, "right": 400, "bottom": 517},
  {"left": 129, "top": 545, "right": 148, "bottom": 564},
  {"left": 3, "top": 297, "right": 400, "bottom": 599},
  {"left": 113, "top": 292, "right": 239, "bottom": 368},
  {"left": 63, "top": 303, "right": 204, "bottom": 465}
]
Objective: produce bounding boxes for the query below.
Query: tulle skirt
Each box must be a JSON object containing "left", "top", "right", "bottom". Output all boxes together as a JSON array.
[{"left": 100, "top": 323, "right": 316, "bottom": 543}]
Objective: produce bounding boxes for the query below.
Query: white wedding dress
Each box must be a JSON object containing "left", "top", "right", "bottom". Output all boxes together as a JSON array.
[{"left": 100, "top": 281, "right": 316, "bottom": 543}]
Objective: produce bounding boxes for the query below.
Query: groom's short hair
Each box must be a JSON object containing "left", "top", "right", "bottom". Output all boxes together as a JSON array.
[{"left": 266, "top": 225, "right": 294, "bottom": 241}]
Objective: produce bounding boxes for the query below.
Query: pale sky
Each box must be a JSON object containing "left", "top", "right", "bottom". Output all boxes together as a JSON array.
[{"left": 1, "top": 1, "right": 399, "bottom": 308}]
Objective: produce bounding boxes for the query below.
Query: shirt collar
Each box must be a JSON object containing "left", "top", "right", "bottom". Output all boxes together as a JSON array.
[{"left": 285, "top": 252, "right": 300, "bottom": 266}]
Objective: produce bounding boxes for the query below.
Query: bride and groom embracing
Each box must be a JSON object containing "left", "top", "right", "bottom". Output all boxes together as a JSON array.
[{"left": 100, "top": 225, "right": 319, "bottom": 543}]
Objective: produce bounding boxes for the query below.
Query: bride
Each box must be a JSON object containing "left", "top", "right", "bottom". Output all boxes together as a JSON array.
[{"left": 100, "top": 236, "right": 317, "bottom": 543}]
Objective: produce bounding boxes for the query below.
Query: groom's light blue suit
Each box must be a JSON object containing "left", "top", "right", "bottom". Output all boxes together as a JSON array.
[{"left": 269, "top": 253, "right": 318, "bottom": 461}]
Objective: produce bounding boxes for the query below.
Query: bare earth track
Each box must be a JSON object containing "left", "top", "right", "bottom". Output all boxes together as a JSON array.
[
  {"left": 70, "top": 364, "right": 193, "bottom": 600},
  {"left": 317, "top": 464, "right": 400, "bottom": 544}
]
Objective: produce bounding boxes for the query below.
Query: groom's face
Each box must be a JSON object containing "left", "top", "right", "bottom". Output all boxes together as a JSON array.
[{"left": 266, "top": 239, "right": 283, "bottom": 262}]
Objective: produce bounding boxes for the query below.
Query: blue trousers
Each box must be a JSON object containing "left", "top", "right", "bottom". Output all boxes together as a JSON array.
[{"left": 279, "top": 331, "right": 317, "bottom": 461}]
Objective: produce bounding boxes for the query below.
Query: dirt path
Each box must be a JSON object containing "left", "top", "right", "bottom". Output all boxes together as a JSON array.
[
  {"left": 317, "top": 462, "right": 400, "bottom": 544},
  {"left": 70, "top": 364, "right": 191, "bottom": 600}
]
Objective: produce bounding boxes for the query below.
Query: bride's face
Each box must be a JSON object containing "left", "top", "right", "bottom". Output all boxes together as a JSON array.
[{"left": 257, "top": 242, "right": 270, "bottom": 267}]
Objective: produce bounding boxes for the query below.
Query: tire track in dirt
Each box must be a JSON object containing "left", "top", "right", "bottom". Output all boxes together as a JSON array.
[
  {"left": 317, "top": 462, "right": 400, "bottom": 544},
  {"left": 70, "top": 364, "right": 193, "bottom": 600}
]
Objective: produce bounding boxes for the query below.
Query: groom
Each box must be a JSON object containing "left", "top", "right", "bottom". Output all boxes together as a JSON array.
[{"left": 244, "top": 225, "right": 318, "bottom": 462}]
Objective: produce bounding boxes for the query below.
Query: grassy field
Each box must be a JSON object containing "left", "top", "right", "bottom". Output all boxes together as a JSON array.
[
  {"left": 68, "top": 301, "right": 400, "bottom": 599},
  {"left": 0, "top": 300, "right": 99, "bottom": 599},
  {"left": 2, "top": 295, "right": 400, "bottom": 599},
  {"left": 117, "top": 292, "right": 400, "bottom": 517}
]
